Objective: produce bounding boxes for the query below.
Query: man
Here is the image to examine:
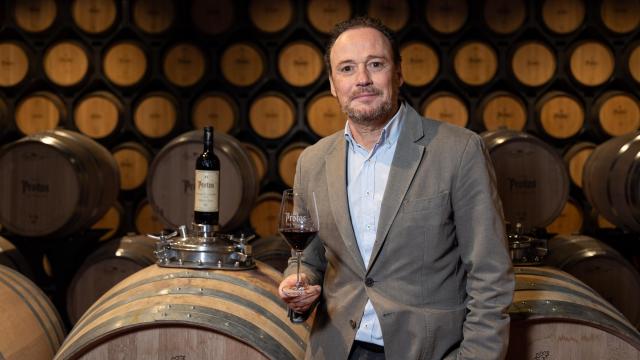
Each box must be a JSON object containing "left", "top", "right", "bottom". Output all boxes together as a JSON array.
[{"left": 278, "top": 16, "right": 514, "bottom": 360}]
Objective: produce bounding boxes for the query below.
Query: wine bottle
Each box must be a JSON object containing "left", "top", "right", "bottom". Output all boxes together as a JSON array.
[{"left": 193, "top": 126, "right": 220, "bottom": 226}]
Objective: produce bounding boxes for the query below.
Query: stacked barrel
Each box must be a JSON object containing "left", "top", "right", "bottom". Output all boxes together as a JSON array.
[{"left": 0, "top": 0, "right": 640, "bottom": 357}]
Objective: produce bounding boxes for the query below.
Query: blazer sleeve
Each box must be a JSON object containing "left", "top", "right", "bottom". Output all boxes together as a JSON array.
[{"left": 451, "top": 133, "right": 515, "bottom": 360}]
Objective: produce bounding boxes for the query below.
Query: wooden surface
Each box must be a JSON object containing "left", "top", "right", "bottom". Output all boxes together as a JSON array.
[
  {"left": 511, "top": 40, "right": 556, "bottom": 87},
  {"left": 14, "top": 0, "right": 57, "bottom": 33},
  {"left": 563, "top": 141, "right": 595, "bottom": 188},
  {"left": 307, "top": 0, "right": 351, "bottom": 34},
  {"left": 133, "top": 92, "right": 177, "bottom": 139},
  {"left": 545, "top": 198, "right": 584, "bottom": 235},
  {"left": 600, "top": 0, "right": 640, "bottom": 34},
  {"left": 249, "top": 0, "right": 293, "bottom": 33},
  {"left": 400, "top": 41, "right": 439, "bottom": 87},
  {"left": 131, "top": 0, "right": 174, "bottom": 34},
  {"left": 478, "top": 91, "right": 527, "bottom": 131},
  {"left": 90, "top": 202, "right": 125, "bottom": 242},
  {"left": 484, "top": 0, "right": 526, "bottom": 34},
  {"left": 71, "top": 0, "right": 117, "bottom": 34},
  {"left": 191, "top": 92, "right": 237, "bottom": 133},
  {"left": 453, "top": 41, "right": 498, "bottom": 86},
  {"left": 73, "top": 91, "right": 122, "bottom": 139},
  {"left": 367, "top": 0, "right": 409, "bottom": 31},
  {"left": 249, "top": 92, "right": 296, "bottom": 139},
  {"left": 0, "top": 265, "right": 65, "bottom": 360},
  {"left": 425, "top": 0, "right": 468, "bottom": 34},
  {"left": 43, "top": 41, "right": 89, "bottom": 87},
  {"left": 541, "top": 0, "right": 585, "bottom": 34},
  {"left": 592, "top": 91, "right": 640, "bottom": 137},
  {"left": 569, "top": 40, "right": 615, "bottom": 87},
  {"left": 243, "top": 142, "right": 269, "bottom": 181},
  {"left": 421, "top": 91, "right": 468, "bottom": 128},
  {"left": 163, "top": 43, "right": 206, "bottom": 87},
  {"left": 0, "top": 41, "right": 29, "bottom": 87},
  {"left": 278, "top": 143, "right": 308, "bottom": 188},
  {"left": 15, "top": 91, "right": 65, "bottom": 136},
  {"left": 306, "top": 91, "right": 346, "bottom": 137},
  {"left": 277, "top": 41, "right": 323, "bottom": 87},
  {"left": 221, "top": 43, "right": 265, "bottom": 87},
  {"left": 54, "top": 263, "right": 309, "bottom": 360},
  {"left": 536, "top": 91, "right": 585, "bottom": 140},
  {"left": 112, "top": 142, "right": 151, "bottom": 191},
  {"left": 191, "top": 0, "right": 234, "bottom": 35},
  {"left": 102, "top": 41, "right": 148, "bottom": 87},
  {"left": 250, "top": 192, "right": 283, "bottom": 238}
]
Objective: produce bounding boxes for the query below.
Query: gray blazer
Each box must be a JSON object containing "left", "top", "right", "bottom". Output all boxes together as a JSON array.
[{"left": 286, "top": 104, "right": 514, "bottom": 360}]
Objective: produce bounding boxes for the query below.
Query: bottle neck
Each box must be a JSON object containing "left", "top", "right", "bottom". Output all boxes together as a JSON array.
[{"left": 203, "top": 129, "right": 213, "bottom": 152}]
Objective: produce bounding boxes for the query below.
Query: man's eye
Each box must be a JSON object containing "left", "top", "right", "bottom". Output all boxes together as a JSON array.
[
  {"left": 339, "top": 65, "right": 353, "bottom": 72},
  {"left": 370, "top": 62, "right": 383, "bottom": 68}
]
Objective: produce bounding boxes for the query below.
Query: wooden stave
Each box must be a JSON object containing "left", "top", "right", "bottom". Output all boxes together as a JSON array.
[
  {"left": 483, "top": 0, "right": 527, "bottom": 35},
  {"left": 191, "top": 92, "right": 238, "bottom": 134},
  {"left": 424, "top": 0, "right": 468, "bottom": 35},
  {"left": 306, "top": 0, "right": 352, "bottom": 34},
  {"left": 541, "top": 0, "right": 586, "bottom": 35},
  {"left": 306, "top": 91, "right": 346, "bottom": 137},
  {"left": 477, "top": 90, "right": 528, "bottom": 131},
  {"left": 111, "top": 141, "right": 152, "bottom": 191},
  {"left": 249, "top": 0, "right": 293, "bottom": 33},
  {"left": 535, "top": 90, "right": 585, "bottom": 141},
  {"left": 481, "top": 129, "right": 569, "bottom": 232},
  {"left": 0, "top": 40, "right": 31, "bottom": 87},
  {"left": 582, "top": 131, "right": 640, "bottom": 232},
  {"left": 0, "top": 264, "right": 66, "bottom": 360},
  {"left": 507, "top": 266, "right": 640, "bottom": 359},
  {"left": 132, "top": 91, "right": 179, "bottom": 139},
  {"left": 90, "top": 201, "right": 125, "bottom": 242},
  {"left": 547, "top": 234, "right": 640, "bottom": 328},
  {"left": 54, "top": 263, "right": 309, "bottom": 360},
  {"left": 14, "top": 91, "right": 67, "bottom": 136},
  {"left": 420, "top": 91, "right": 469, "bottom": 128},
  {"left": 42, "top": 40, "right": 91, "bottom": 88},
  {"left": 101, "top": 40, "right": 148, "bottom": 88},
  {"left": 131, "top": 0, "right": 174, "bottom": 34},
  {"left": 249, "top": 92, "right": 296, "bottom": 140},
  {"left": 278, "top": 142, "right": 309, "bottom": 188},
  {"left": 563, "top": 141, "right": 596, "bottom": 188},
  {"left": 250, "top": 191, "right": 283, "bottom": 238},
  {"left": 13, "top": 0, "right": 58, "bottom": 33},
  {"left": 73, "top": 90, "right": 124, "bottom": 140},
  {"left": 66, "top": 234, "right": 157, "bottom": 325},
  {"left": 590, "top": 90, "right": 640, "bottom": 139},
  {"left": 0, "top": 129, "right": 119, "bottom": 238},
  {"left": 71, "top": 0, "right": 118, "bottom": 35},
  {"left": 251, "top": 235, "right": 292, "bottom": 273},
  {"left": 453, "top": 40, "right": 498, "bottom": 87},
  {"left": 510, "top": 40, "right": 557, "bottom": 88}
]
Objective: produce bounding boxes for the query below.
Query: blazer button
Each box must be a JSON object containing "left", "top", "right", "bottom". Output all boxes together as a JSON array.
[
  {"left": 365, "top": 277, "right": 374, "bottom": 287},
  {"left": 350, "top": 320, "right": 357, "bottom": 329}
]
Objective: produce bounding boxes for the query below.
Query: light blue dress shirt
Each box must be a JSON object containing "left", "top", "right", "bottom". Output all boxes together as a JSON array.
[{"left": 344, "top": 103, "right": 405, "bottom": 346}]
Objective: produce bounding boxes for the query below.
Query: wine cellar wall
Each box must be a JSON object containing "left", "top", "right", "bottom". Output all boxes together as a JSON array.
[{"left": 0, "top": 0, "right": 640, "bottom": 329}]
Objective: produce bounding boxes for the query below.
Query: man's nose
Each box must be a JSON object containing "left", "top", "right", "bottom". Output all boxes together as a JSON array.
[{"left": 355, "top": 65, "right": 372, "bottom": 87}]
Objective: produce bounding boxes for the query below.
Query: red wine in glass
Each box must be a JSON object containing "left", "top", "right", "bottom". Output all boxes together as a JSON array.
[{"left": 279, "top": 189, "right": 319, "bottom": 297}]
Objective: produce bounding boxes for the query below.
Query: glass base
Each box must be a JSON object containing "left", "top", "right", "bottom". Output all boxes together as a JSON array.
[{"left": 282, "top": 285, "right": 307, "bottom": 297}]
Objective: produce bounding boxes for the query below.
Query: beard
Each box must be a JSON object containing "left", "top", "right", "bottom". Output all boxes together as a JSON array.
[{"left": 342, "top": 87, "right": 395, "bottom": 125}]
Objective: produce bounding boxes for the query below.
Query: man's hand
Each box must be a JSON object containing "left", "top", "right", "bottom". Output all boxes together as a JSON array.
[{"left": 278, "top": 273, "right": 322, "bottom": 313}]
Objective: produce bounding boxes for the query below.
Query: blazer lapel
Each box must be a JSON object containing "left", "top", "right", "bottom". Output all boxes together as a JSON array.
[
  {"left": 367, "top": 109, "right": 426, "bottom": 270},
  {"left": 325, "top": 138, "right": 367, "bottom": 272}
]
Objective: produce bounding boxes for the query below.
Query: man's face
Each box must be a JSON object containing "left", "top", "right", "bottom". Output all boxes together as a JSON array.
[{"left": 328, "top": 27, "right": 403, "bottom": 125}]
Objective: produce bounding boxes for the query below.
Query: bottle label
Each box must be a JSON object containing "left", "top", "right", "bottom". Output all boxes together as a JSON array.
[{"left": 194, "top": 170, "right": 219, "bottom": 212}]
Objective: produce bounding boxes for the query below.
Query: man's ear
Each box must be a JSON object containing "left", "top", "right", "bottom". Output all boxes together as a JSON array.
[{"left": 329, "top": 75, "right": 337, "bottom": 97}]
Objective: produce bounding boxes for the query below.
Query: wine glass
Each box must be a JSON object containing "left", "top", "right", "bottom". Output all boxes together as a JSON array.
[{"left": 279, "top": 189, "right": 319, "bottom": 297}]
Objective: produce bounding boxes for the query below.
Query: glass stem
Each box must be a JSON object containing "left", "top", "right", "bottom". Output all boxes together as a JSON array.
[{"left": 296, "top": 250, "right": 303, "bottom": 289}]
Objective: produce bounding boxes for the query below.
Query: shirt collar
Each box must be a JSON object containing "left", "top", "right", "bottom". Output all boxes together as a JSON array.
[{"left": 344, "top": 102, "right": 405, "bottom": 150}]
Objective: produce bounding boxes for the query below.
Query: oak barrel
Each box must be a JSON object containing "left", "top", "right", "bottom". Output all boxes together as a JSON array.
[
  {"left": 477, "top": 91, "right": 527, "bottom": 131},
  {"left": 510, "top": 40, "right": 556, "bottom": 88},
  {"left": 583, "top": 131, "right": 640, "bottom": 232},
  {"left": 249, "top": 92, "right": 296, "bottom": 140},
  {"left": 590, "top": 90, "right": 640, "bottom": 138},
  {"left": 629, "top": 42, "right": 640, "bottom": 84},
  {"left": 242, "top": 142, "right": 269, "bottom": 181},
  {"left": 563, "top": 141, "right": 596, "bottom": 188},
  {"left": 547, "top": 234, "right": 640, "bottom": 328},
  {"left": 66, "top": 234, "right": 156, "bottom": 325},
  {"left": 421, "top": 91, "right": 468, "bottom": 128},
  {"left": 453, "top": 41, "right": 498, "bottom": 86},
  {"left": 220, "top": 42, "right": 266, "bottom": 87},
  {"left": 367, "top": 0, "right": 409, "bottom": 32},
  {"left": 14, "top": 0, "right": 57, "bottom": 33},
  {"left": 43, "top": 40, "right": 90, "bottom": 87},
  {"left": 0, "top": 264, "right": 65, "bottom": 360},
  {"left": 0, "top": 129, "right": 120, "bottom": 238},
  {"left": 102, "top": 40, "right": 148, "bottom": 87},
  {"left": 483, "top": 0, "right": 526, "bottom": 35},
  {"left": 15, "top": 91, "right": 66, "bottom": 136},
  {"left": 111, "top": 141, "right": 152, "bottom": 191},
  {"left": 277, "top": 41, "right": 323, "bottom": 88},
  {"left": 147, "top": 130, "right": 258, "bottom": 231},
  {"left": 425, "top": 0, "right": 467, "bottom": 35},
  {"left": 133, "top": 198, "right": 165, "bottom": 235},
  {"left": 133, "top": 92, "right": 178, "bottom": 139},
  {"left": 71, "top": 0, "right": 117, "bottom": 34},
  {"left": 131, "top": 0, "right": 174, "bottom": 34},
  {"left": 54, "top": 263, "right": 310, "bottom": 360},
  {"left": 569, "top": 40, "right": 615, "bottom": 87},
  {"left": 0, "top": 41, "right": 30, "bottom": 87},
  {"left": 278, "top": 142, "right": 309, "bottom": 188},
  {"left": 535, "top": 90, "right": 585, "bottom": 140},
  {"left": 482, "top": 129, "right": 569, "bottom": 232},
  {"left": 191, "top": 0, "right": 234, "bottom": 35},
  {"left": 250, "top": 192, "right": 283, "bottom": 238},
  {"left": 600, "top": 0, "right": 640, "bottom": 34},
  {"left": 507, "top": 266, "right": 640, "bottom": 359},
  {"left": 90, "top": 202, "right": 125, "bottom": 242},
  {"left": 545, "top": 197, "right": 584, "bottom": 235},
  {"left": 162, "top": 43, "right": 206, "bottom": 88},
  {"left": 400, "top": 41, "right": 439, "bottom": 87},
  {"left": 307, "top": 0, "right": 352, "bottom": 34},
  {"left": 191, "top": 92, "right": 238, "bottom": 134},
  {"left": 541, "top": 0, "right": 585, "bottom": 34},
  {"left": 251, "top": 236, "right": 292, "bottom": 273},
  {"left": 306, "top": 91, "right": 346, "bottom": 137},
  {"left": 249, "top": 0, "right": 293, "bottom": 33},
  {"left": 73, "top": 91, "right": 123, "bottom": 140}
]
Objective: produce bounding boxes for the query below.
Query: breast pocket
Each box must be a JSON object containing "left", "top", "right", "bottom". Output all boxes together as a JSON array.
[{"left": 400, "top": 192, "right": 451, "bottom": 227}]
